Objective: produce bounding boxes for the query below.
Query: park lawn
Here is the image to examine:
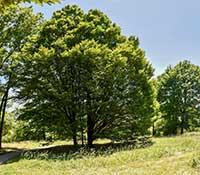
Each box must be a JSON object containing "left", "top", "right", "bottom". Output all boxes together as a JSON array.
[
  {"left": 2, "top": 140, "right": 70, "bottom": 150},
  {"left": 2, "top": 141, "right": 42, "bottom": 150},
  {"left": 2, "top": 139, "right": 111, "bottom": 150},
  {"left": 0, "top": 133, "right": 200, "bottom": 175},
  {"left": 0, "top": 140, "right": 71, "bottom": 155}
]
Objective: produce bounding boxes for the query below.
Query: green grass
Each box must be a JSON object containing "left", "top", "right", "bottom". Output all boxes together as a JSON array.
[
  {"left": 1, "top": 133, "right": 200, "bottom": 175},
  {"left": 0, "top": 140, "right": 73, "bottom": 156},
  {"left": 2, "top": 140, "right": 73, "bottom": 149},
  {"left": 2, "top": 141, "right": 42, "bottom": 150}
]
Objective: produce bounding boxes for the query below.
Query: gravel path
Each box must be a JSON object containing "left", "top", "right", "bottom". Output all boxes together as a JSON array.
[{"left": 0, "top": 151, "right": 22, "bottom": 164}]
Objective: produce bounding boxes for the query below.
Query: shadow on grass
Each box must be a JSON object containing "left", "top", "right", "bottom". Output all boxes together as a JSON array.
[
  {"left": 21, "top": 139, "right": 153, "bottom": 162},
  {"left": 4, "top": 137, "right": 153, "bottom": 164}
]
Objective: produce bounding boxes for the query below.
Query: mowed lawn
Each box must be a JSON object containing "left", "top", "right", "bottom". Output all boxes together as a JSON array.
[{"left": 1, "top": 133, "right": 200, "bottom": 175}]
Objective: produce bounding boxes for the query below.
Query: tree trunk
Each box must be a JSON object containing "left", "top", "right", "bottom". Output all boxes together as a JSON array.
[
  {"left": 80, "top": 119, "right": 84, "bottom": 146},
  {"left": 87, "top": 114, "right": 94, "bottom": 147},
  {"left": 0, "top": 94, "right": 6, "bottom": 149},
  {"left": 181, "top": 127, "right": 184, "bottom": 135},
  {"left": 72, "top": 131, "right": 77, "bottom": 146},
  {"left": 71, "top": 112, "right": 77, "bottom": 146},
  {"left": 42, "top": 130, "right": 46, "bottom": 141},
  {"left": 152, "top": 123, "right": 156, "bottom": 136},
  {"left": 0, "top": 88, "right": 9, "bottom": 149},
  {"left": 0, "top": 94, "right": 5, "bottom": 120},
  {"left": 81, "top": 131, "right": 84, "bottom": 146},
  {"left": 80, "top": 115, "right": 84, "bottom": 146},
  {"left": 180, "top": 114, "right": 185, "bottom": 135}
]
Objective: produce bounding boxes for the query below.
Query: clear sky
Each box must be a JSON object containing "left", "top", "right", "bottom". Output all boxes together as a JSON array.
[{"left": 31, "top": 0, "right": 200, "bottom": 76}]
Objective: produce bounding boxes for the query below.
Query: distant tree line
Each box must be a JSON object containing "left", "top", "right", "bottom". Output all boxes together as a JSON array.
[{"left": 0, "top": 5, "right": 200, "bottom": 148}]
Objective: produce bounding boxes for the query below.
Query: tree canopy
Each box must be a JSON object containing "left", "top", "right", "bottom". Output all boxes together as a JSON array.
[
  {"left": 17, "top": 5, "right": 156, "bottom": 146},
  {"left": 157, "top": 60, "right": 200, "bottom": 135},
  {"left": 0, "top": 0, "right": 60, "bottom": 9},
  {"left": 0, "top": 5, "right": 43, "bottom": 148}
]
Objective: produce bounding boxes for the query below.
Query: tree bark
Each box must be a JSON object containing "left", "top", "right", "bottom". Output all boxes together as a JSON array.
[
  {"left": 81, "top": 131, "right": 84, "bottom": 146},
  {"left": 180, "top": 110, "right": 186, "bottom": 135},
  {"left": 0, "top": 94, "right": 6, "bottom": 120},
  {"left": 0, "top": 94, "right": 6, "bottom": 149},
  {"left": 0, "top": 88, "right": 9, "bottom": 149},
  {"left": 72, "top": 128, "right": 77, "bottom": 146},
  {"left": 180, "top": 116, "right": 184, "bottom": 135},
  {"left": 180, "top": 127, "right": 184, "bottom": 135},
  {"left": 71, "top": 111, "right": 77, "bottom": 146},
  {"left": 152, "top": 123, "right": 156, "bottom": 136},
  {"left": 80, "top": 115, "right": 84, "bottom": 146},
  {"left": 87, "top": 114, "right": 94, "bottom": 147}
]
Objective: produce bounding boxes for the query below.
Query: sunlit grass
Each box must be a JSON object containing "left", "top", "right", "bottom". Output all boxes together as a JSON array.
[
  {"left": 2, "top": 140, "right": 73, "bottom": 150},
  {"left": 1, "top": 133, "right": 200, "bottom": 175},
  {"left": 2, "top": 141, "right": 41, "bottom": 150}
]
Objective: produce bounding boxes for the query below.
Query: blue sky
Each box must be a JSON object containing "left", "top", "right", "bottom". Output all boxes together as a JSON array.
[{"left": 31, "top": 0, "right": 200, "bottom": 76}]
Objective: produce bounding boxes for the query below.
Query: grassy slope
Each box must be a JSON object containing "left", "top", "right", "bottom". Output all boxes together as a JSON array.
[{"left": 1, "top": 133, "right": 200, "bottom": 175}]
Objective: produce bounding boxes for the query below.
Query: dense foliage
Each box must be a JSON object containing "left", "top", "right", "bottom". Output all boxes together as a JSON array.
[
  {"left": 0, "top": 0, "right": 60, "bottom": 10},
  {"left": 17, "top": 5, "right": 156, "bottom": 146},
  {"left": 0, "top": 5, "right": 43, "bottom": 148},
  {"left": 157, "top": 60, "right": 200, "bottom": 135},
  {"left": 1, "top": 4, "right": 199, "bottom": 148}
]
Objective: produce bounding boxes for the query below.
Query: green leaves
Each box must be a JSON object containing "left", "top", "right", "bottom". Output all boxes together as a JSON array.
[
  {"left": 16, "top": 5, "right": 156, "bottom": 145},
  {"left": 0, "top": 5, "right": 43, "bottom": 84},
  {"left": 158, "top": 60, "right": 200, "bottom": 135},
  {"left": 0, "top": 5, "right": 44, "bottom": 147},
  {"left": 0, "top": 0, "right": 60, "bottom": 10}
]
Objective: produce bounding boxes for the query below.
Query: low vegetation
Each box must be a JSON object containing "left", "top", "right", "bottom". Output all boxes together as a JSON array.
[{"left": 0, "top": 133, "right": 199, "bottom": 175}]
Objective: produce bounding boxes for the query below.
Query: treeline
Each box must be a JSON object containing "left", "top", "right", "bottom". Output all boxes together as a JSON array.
[{"left": 0, "top": 5, "right": 200, "bottom": 148}]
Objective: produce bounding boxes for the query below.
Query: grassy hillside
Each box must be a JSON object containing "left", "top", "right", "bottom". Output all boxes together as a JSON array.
[{"left": 1, "top": 133, "right": 200, "bottom": 175}]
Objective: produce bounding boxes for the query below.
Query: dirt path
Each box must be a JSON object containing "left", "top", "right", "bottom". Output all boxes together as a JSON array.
[{"left": 0, "top": 151, "right": 22, "bottom": 164}]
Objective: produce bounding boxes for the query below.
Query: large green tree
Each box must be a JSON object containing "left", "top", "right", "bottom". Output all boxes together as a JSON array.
[
  {"left": 19, "top": 5, "right": 156, "bottom": 146},
  {"left": 0, "top": 5, "right": 43, "bottom": 148},
  {"left": 157, "top": 60, "right": 200, "bottom": 135}
]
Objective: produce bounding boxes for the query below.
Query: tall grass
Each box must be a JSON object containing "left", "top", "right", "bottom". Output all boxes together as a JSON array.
[{"left": 1, "top": 133, "right": 200, "bottom": 175}]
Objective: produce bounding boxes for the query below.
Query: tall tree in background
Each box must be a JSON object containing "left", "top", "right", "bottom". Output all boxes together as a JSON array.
[
  {"left": 157, "top": 60, "right": 200, "bottom": 135},
  {"left": 19, "top": 5, "right": 156, "bottom": 146},
  {"left": 0, "top": 5, "right": 43, "bottom": 148}
]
